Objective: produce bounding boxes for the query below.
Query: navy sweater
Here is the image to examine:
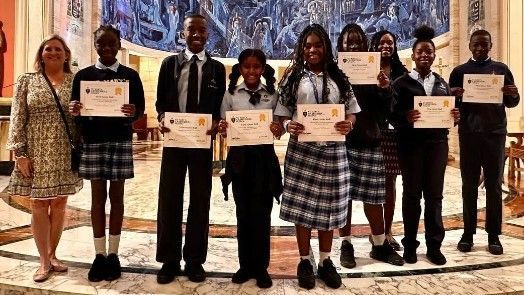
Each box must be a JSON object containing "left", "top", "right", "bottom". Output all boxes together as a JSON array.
[
  {"left": 449, "top": 58, "right": 520, "bottom": 134},
  {"left": 72, "top": 65, "right": 145, "bottom": 143}
]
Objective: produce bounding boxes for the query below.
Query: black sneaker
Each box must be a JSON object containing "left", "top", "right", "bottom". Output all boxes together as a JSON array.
[
  {"left": 317, "top": 258, "right": 342, "bottom": 289},
  {"left": 488, "top": 235, "right": 503, "bottom": 255},
  {"left": 105, "top": 253, "right": 121, "bottom": 281},
  {"left": 403, "top": 249, "right": 417, "bottom": 264},
  {"left": 88, "top": 254, "right": 107, "bottom": 282},
  {"left": 157, "top": 262, "right": 180, "bottom": 284},
  {"left": 457, "top": 234, "right": 473, "bottom": 252},
  {"left": 370, "top": 240, "right": 405, "bottom": 266},
  {"left": 255, "top": 269, "right": 273, "bottom": 289},
  {"left": 426, "top": 249, "right": 447, "bottom": 265},
  {"left": 185, "top": 263, "right": 206, "bottom": 282},
  {"left": 297, "top": 259, "right": 315, "bottom": 290},
  {"left": 232, "top": 268, "right": 251, "bottom": 284},
  {"left": 340, "top": 240, "right": 356, "bottom": 268}
]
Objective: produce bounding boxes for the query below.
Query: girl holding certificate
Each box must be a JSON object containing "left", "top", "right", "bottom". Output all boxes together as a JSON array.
[
  {"left": 274, "top": 24, "right": 360, "bottom": 290},
  {"left": 69, "top": 25, "right": 145, "bottom": 282},
  {"left": 336, "top": 24, "right": 404, "bottom": 268},
  {"left": 217, "top": 49, "right": 283, "bottom": 289},
  {"left": 390, "top": 26, "right": 459, "bottom": 266},
  {"left": 369, "top": 30, "right": 408, "bottom": 251}
]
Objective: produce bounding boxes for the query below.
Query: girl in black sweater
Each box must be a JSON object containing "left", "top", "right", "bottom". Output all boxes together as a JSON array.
[
  {"left": 336, "top": 24, "right": 404, "bottom": 268},
  {"left": 390, "top": 26, "right": 459, "bottom": 266}
]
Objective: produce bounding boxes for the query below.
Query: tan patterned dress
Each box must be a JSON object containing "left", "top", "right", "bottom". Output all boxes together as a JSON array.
[{"left": 6, "top": 73, "right": 83, "bottom": 198}]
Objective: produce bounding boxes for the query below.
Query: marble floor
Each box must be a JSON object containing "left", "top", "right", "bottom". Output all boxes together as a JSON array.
[{"left": 1, "top": 140, "right": 524, "bottom": 294}]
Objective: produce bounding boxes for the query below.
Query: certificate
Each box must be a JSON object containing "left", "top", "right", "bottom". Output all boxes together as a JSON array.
[
  {"left": 226, "top": 109, "right": 273, "bottom": 146},
  {"left": 80, "top": 81, "right": 129, "bottom": 117},
  {"left": 338, "top": 52, "right": 381, "bottom": 84},
  {"left": 462, "top": 74, "right": 504, "bottom": 103},
  {"left": 163, "top": 112, "right": 212, "bottom": 149},
  {"left": 297, "top": 104, "right": 345, "bottom": 142},
  {"left": 413, "top": 96, "right": 455, "bottom": 128}
]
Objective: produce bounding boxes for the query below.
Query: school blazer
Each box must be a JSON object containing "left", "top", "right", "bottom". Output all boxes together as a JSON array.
[{"left": 155, "top": 52, "right": 226, "bottom": 121}]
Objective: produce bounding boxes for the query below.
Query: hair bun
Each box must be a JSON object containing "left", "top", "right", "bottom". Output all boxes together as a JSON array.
[{"left": 413, "top": 25, "right": 435, "bottom": 40}]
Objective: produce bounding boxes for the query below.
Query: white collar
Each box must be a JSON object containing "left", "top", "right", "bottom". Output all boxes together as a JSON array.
[
  {"left": 95, "top": 60, "right": 120, "bottom": 72},
  {"left": 471, "top": 56, "right": 491, "bottom": 62},
  {"left": 409, "top": 68, "right": 434, "bottom": 81},
  {"left": 184, "top": 48, "right": 206, "bottom": 61},
  {"left": 237, "top": 82, "right": 266, "bottom": 92}
]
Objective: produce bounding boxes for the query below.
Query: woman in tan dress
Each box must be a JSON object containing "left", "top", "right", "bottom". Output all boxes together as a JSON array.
[{"left": 6, "top": 35, "right": 83, "bottom": 282}]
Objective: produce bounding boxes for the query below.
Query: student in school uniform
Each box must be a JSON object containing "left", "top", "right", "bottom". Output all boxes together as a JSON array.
[
  {"left": 390, "top": 26, "right": 460, "bottom": 266},
  {"left": 218, "top": 49, "right": 283, "bottom": 289},
  {"left": 155, "top": 14, "right": 226, "bottom": 284}
]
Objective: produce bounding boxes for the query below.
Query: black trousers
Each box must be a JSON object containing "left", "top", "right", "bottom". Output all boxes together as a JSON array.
[
  {"left": 398, "top": 139, "right": 448, "bottom": 251},
  {"left": 459, "top": 132, "right": 505, "bottom": 236},
  {"left": 232, "top": 173, "right": 273, "bottom": 273},
  {"left": 156, "top": 147, "right": 212, "bottom": 265}
]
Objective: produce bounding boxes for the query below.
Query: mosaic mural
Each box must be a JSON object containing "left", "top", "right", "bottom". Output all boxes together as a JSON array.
[{"left": 101, "top": 0, "right": 450, "bottom": 59}]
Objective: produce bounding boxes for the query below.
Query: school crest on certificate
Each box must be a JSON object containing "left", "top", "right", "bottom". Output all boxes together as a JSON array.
[
  {"left": 338, "top": 52, "right": 381, "bottom": 84},
  {"left": 413, "top": 96, "right": 455, "bottom": 128},
  {"left": 297, "top": 104, "right": 345, "bottom": 142},
  {"left": 80, "top": 81, "right": 129, "bottom": 117},
  {"left": 226, "top": 110, "right": 273, "bottom": 146},
  {"left": 163, "top": 112, "right": 212, "bottom": 149},
  {"left": 462, "top": 74, "right": 503, "bottom": 104}
]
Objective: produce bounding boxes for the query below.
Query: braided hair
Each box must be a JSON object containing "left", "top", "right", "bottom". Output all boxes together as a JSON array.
[
  {"left": 337, "top": 23, "right": 368, "bottom": 52},
  {"left": 227, "top": 49, "right": 276, "bottom": 95},
  {"left": 278, "top": 24, "right": 353, "bottom": 111}
]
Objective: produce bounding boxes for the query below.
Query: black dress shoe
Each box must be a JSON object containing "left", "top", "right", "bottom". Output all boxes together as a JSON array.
[
  {"left": 488, "top": 235, "right": 503, "bottom": 255},
  {"left": 340, "top": 240, "right": 356, "bottom": 268},
  {"left": 317, "top": 258, "right": 342, "bottom": 289},
  {"left": 185, "top": 263, "right": 206, "bottom": 282},
  {"left": 426, "top": 249, "right": 447, "bottom": 265},
  {"left": 157, "top": 262, "right": 180, "bottom": 284},
  {"left": 88, "top": 254, "right": 107, "bottom": 282},
  {"left": 297, "top": 259, "right": 315, "bottom": 290},
  {"left": 403, "top": 249, "right": 417, "bottom": 264},
  {"left": 255, "top": 269, "right": 273, "bottom": 289},
  {"left": 105, "top": 253, "right": 121, "bottom": 281},
  {"left": 457, "top": 234, "right": 473, "bottom": 252},
  {"left": 232, "top": 268, "right": 251, "bottom": 284}
]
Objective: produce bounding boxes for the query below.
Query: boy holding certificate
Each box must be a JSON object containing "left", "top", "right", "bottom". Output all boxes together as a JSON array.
[
  {"left": 390, "top": 26, "right": 459, "bottom": 266},
  {"left": 449, "top": 30, "right": 520, "bottom": 255},
  {"left": 69, "top": 25, "right": 145, "bottom": 282},
  {"left": 155, "top": 14, "right": 226, "bottom": 284},
  {"left": 275, "top": 24, "right": 360, "bottom": 290},
  {"left": 217, "top": 49, "right": 283, "bottom": 288}
]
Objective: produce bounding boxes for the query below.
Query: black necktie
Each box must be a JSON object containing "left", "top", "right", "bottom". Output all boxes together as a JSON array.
[
  {"left": 244, "top": 89, "right": 261, "bottom": 105},
  {"left": 186, "top": 55, "right": 199, "bottom": 113}
]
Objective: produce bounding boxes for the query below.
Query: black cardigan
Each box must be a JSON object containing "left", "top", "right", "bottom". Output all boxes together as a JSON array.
[{"left": 155, "top": 52, "right": 226, "bottom": 121}]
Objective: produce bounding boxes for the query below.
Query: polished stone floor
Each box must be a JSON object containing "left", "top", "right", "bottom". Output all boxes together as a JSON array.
[{"left": 0, "top": 139, "right": 523, "bottom": 294}]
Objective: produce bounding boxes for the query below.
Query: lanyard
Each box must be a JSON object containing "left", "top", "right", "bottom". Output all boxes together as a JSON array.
[{"left": 307, "top": 73, "right": 323, "bottom": 104}]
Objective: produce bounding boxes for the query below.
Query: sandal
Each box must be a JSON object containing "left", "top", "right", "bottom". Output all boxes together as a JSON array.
[{"left": 33, "top": 265, "right": 52, "bottom": 282}]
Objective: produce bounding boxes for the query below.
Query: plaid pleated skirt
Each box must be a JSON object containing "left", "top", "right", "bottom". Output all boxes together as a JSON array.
[
  {"left": 78, "top": 141, "right": 134, "bottom": 181},
  {"left": 279, "top": 137, "right": 350, "bottom": 230},
  {"left": 380, "top": 129, "right": 402, "bottom": 175},
  {"left": 347, "top": 147, "right": 386, "bottom": 204}
]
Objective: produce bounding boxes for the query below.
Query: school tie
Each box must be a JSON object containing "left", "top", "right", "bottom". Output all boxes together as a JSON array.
[
  {"left": 186, "top": 55, "right": 199, "bottom": 113},
  {"left": 244, "top": 89, "right": 262, "bottom": 105}
]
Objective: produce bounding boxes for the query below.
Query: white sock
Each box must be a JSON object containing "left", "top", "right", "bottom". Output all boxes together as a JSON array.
[
  {"left": 94, "top": 236, "right": 106, "bottom": 256},
  {"left": 371, "top": 234, "right": 386, "bottom": 246},
  {"left": 319, "top": 251, "right": 330, "bottom": 266},
  {"left": 108, "top": 234, "right": 121, "bottom": 255},
  {"left": 300, "top": 255, "right": 311, "bottom": 262},
  {"left": 341, "top": 236, "right": 352, "bottom": 244}
]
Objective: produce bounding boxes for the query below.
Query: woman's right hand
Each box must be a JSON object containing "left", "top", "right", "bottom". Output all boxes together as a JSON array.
[
  {"left": 217, "top": 119, "right": 228, "bottom": 137},
  {"left": 406, "top": 110, "right": 421, "bottom": 124},
  {"left": 69, "top": 100, "right": 83, "bottom": 116},
  {"left": 16, "top": 157, "right": 33, "bottom": 178},
  {"left": 287, "top": 121, "right": 305, "bottom": 136}
]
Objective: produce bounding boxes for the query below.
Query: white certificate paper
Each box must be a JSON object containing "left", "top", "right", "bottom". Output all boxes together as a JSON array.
[
  {"left": 338, "top": 52, "right": 381, "bottom": 84},
  {"left": 297, "top": 104, "right": 345, "bottom": 142},
  {"left": 163, "top": 112, "right": 212, "bottom": 149},
  {"left": 80, "top": 81, "right": 129, "bottom": 117},
  {"left": 462, "top": 74, "right": 504, "bottom": 104},
  {"left": 226, "top": 109, "right": 273, "bottom": 146},
  {"left": 413, "top": 96, "right": 455, "bottom": 128}
]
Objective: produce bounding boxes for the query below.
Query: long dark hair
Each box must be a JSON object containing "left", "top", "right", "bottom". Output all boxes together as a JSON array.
[
  {"left": 227, "top": 49, "right": 276, "bottom": 95},
  {"left": 278, "top": 24, "right": 353, "bottom": 110},
  {"left": 369, "top": 30, "right": 407, "bottom": 80}
]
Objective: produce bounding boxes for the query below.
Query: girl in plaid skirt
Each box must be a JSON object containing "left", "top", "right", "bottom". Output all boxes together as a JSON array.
[
  {"left": 69, "top": 26, "right": 145, "bottom": 282},
  {"left": 336, "top": 24, "right": 404, "bottom": 269},
  {"left": 274, "top": 24, "right": 360, "bottom": 290}
]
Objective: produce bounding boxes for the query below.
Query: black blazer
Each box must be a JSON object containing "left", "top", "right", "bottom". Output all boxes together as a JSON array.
[{"left": 155, "top": 52, "right": 226, "bottom": 121}]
